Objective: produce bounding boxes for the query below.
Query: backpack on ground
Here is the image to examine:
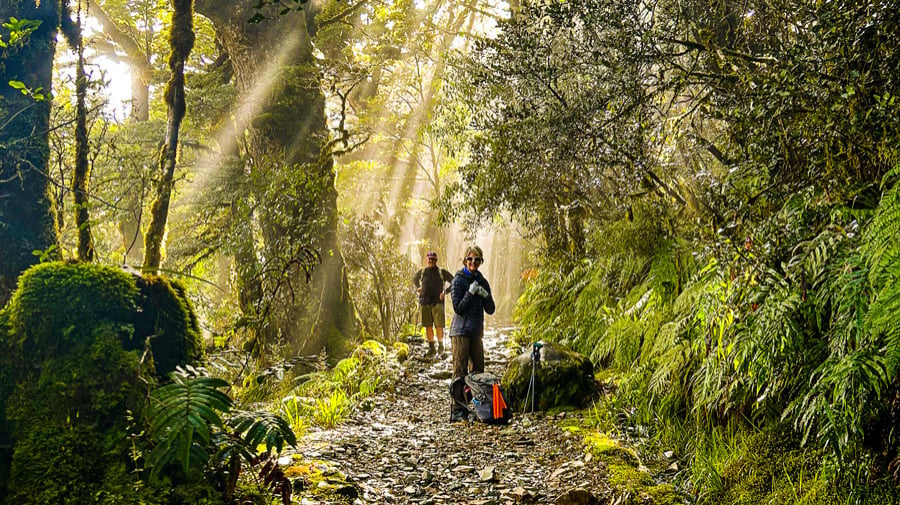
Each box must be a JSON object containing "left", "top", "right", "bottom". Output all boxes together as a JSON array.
[{"left": 464, "top": 372, "right": 512, "bottom": 425}]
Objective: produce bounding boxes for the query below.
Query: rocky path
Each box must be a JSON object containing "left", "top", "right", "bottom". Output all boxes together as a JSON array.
[{"left": 290, "top": 327, "right": 611, "bottom": 504}]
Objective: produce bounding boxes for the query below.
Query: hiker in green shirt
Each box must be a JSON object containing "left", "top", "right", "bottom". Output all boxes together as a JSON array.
[{"left": 413, "top": 251, "right": 454, "bottom": 356}]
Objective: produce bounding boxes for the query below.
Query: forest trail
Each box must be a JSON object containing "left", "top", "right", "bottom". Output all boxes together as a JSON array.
[{"left": 289, "top": 327, "right": 611, "bottom": 504}]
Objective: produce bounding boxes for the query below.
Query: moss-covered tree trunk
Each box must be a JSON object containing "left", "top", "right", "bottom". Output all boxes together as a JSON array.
[
  {"left": 0, "top": 0, "right": 63, "bottom": 306},
  {"left": 195, "top": 2, "right": 356, "bottom": 357},
  {"left": 142, "top": 0, "right": 194, "bottom": 274},
  {"left": 73, "top": 4, "right": 94, "bottom": 262}
]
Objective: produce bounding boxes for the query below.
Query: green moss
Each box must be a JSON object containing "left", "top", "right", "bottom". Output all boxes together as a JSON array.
[
  {"left": 6, "top": 329, "right": 149, "bottom": 504},
  {"left": 642, "top": 482, "right": 683, "bottom": 505},
  {"left": 607, "top": 462, "right": 654, "bottom": 490},
  {"left": 7, "top": 262, "right": 140, "bottom": 362},
  {"left": 713, "top": 428, "right": 900, "bottom": 505},
  {"left": 133, "top": 275, "right": 202, "bottom": 376},
  {"left": 284, "top": 460, "right": 360, "bottom": 501},
  {"left": 0, "top": 262, "right": 205, "bottom": 503},
  {"left": 585, "top": 432, "right": 641, "bottom": 467},
  {"left": 6, "top": 262, "right": 202, "bottom": 377},
  {"left": 0, "top": 309, "right": 11, "bottom": 500},
  {"left": 393, "top": 341, "right": 409, "bottom": 362},
  {"left": 606, "top": 463, "right": 684, "bottom": 504},
  {"left": 547, "top": 405, "right": 577, "bottom": 416},
  {"left": 583, "top": 430, "right": 686, "bottom": 504}
]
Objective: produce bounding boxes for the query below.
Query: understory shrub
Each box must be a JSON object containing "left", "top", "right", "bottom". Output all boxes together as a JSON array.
[{"left": 517, "top": 175, "right": 900, "bottom": 496}]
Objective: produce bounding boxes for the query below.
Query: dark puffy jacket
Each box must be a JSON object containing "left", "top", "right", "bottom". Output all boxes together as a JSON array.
[{"left": 449, "top": 268, "right": 496, "bottom": 337}]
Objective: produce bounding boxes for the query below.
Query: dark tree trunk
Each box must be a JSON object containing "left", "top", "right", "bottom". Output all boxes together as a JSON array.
[
  {"left": 195, "top": 1, "right": 356, "bottom": 357},
  {"left": 0, "top": 0, "right": 63, "bottom": 305},
  {"left": 143, "top": 0, "right": 194, "bottom": 274}
]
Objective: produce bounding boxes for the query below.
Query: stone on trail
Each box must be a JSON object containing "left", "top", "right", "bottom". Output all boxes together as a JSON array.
[
  {"left": 509, "top": 486, "right": 535, "bottom": 502},
  {"left": 479, "top": 465, "right": 497, "bottom": 482},
  {"left": 555, "top": 488, "right": 599, "bottom": 505},
  {"left": 502, "top": 341, "right": 597, "bottom": 411}
]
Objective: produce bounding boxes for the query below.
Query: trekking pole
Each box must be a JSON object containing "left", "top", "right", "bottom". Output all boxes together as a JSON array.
[{"left": 523, "top": 341, "right": 542, "bottom": 414}]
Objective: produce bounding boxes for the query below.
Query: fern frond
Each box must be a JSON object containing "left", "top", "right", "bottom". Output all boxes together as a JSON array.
[
  {"left": 865, "top": 181, "right": 900, "bottom": 276},
  {"left": 147, "top": 372, "right": 233, "bottom": 479},
  {"left": 228, "top": 409, "right": 298, "bottom": 454}
]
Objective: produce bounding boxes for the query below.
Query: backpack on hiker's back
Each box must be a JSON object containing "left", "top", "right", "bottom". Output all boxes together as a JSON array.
[{"left": 463, "top": 372, "right": 512, "bottom": 425}]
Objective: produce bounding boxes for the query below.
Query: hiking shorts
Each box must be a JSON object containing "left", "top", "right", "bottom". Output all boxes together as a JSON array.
[{"left": 421, "top": 303, "right": 445, "bottom": 328}]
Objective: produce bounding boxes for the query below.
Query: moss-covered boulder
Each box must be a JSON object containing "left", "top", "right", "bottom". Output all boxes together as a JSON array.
[
  {"left": 0, "top": 261, "right": 204, "bottom": 504},
  {"left": 502, "top": 340, "right": 596, "bottom": 411},
  {"left": 133, "top": 275, "right": 203, "bottom": 376}
]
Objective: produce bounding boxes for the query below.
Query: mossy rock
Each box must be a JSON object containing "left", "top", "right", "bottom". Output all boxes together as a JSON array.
[
  {"left": 6, "top": 262, "right": 140, "bottom": 363},
  {"left": 0, "top": 262, "right": 205, "bottom": 504},
  {"left": 585, "top": 432, "right": 641, "bottom": 467},
  {"left": 393, "top": 341, "right": 409, "bottom": 363},
  {"left": 501, "top": 340, "right": 596, "bottom": 411},
  {"left": 5, "top": 262, "right": 202, "bottom": 376},
  {"left": 133, "top": 275, "right": 202, "bottom": 376},
  {"left": 5, "top": 329, "right": 148, "bottom": 504}
]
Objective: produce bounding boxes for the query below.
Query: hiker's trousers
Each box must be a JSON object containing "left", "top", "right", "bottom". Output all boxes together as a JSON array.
[
  {"left": 450, "top": 330, "right": 484, "bottom": 414},
  {"left": 451, "top": 330, "right": 484, "bottom": 380}
]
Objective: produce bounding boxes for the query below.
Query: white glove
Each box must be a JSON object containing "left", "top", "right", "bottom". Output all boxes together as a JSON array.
[
  {"left": 468, "top": 281, "right": 480, "bottom": 295},
  {"left": 476, "top": 285, "right": 490, "bottom": 298}
]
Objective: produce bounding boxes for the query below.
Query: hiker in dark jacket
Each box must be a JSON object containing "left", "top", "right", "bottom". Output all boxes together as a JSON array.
[
  {"left": 448, "top": 245, "right": 495, "bottom": 422},
  {"left": 413, "top": 251, "right": 454, "bottom": 356}
]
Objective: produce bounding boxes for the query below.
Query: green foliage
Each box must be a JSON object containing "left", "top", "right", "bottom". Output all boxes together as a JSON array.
[
  {"left": 279, "top": 395, "right": 307, "bottom": 436},
  {"left": 312, "top": 389, "right": 351, "bottom": 428},
  {"left": 445, "top": 0, "right": 663, "bottom": 251},
  {"left": 6, "top": 79, "right": 47, "bottom": 101},
  {"left": 341, "top": 216, "right": 418, "bottom": 342},
  {"left": 0, "top": 17, "right": 41, "bottom": 49},
  {"left": 517, "top": 167, "right": 900, "bottom": 494},
  {"left": 144, "top": 366, "right": 297, "bottom": 504},
  {"left": 147, "top": 370, "right": 232, "bottom": 480},
  {"left": 274, "top": 339, "right": 399, "bottom": 429}
]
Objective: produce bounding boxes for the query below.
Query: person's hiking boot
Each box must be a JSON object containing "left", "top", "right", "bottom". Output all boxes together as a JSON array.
[
  {"left": 438, "top": 341, "right": 445, "bottom": 355},
  {"left": 426, "top": 341, "right": 436, "bottom": 357}
]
